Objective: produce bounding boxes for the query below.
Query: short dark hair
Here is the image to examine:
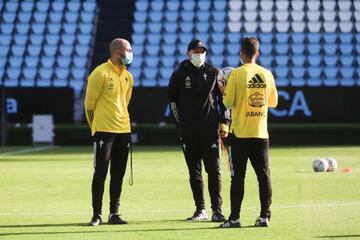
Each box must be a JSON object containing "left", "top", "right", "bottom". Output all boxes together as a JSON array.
[{"left": 241, "top": 37, "right": 259, "bottom": 58}]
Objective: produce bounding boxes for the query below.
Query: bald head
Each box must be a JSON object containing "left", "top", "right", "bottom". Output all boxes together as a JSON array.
[{"left": 109, "top": 38, "right": 131, "bottom": 56}]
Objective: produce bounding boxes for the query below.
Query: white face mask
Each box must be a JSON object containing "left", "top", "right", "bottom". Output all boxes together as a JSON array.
[{"left": 190, "top": 53, "right": 206, "bottom": 67}]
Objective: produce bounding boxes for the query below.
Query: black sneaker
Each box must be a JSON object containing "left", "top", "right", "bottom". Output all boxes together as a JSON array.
[
  {"left": 186, "top": 209, "right": 208, "bottom": 221},
  {"left": 254, "top": 217, "right": 270, "bottom": 227},
  {"left": 211, "top": 211, "right": 226, "bottom": 222},
  {"left": 219, "top": 219, "right": 241, "bottom": 228},
  {"left": 108, "top": 214, "right": 128, "bottom": 225},
  {"left": 89, "top": 214, "right": 102, "bottom": 226}
]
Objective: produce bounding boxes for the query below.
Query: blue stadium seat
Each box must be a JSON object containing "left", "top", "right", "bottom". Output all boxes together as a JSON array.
[
  {"left": 30, "top": 34, "right": 44, "bottom": 45},
  {"left": 275, "top": 33, "right": 289, "bottom": 43},
  {"left": 210, "top": 55, "right": 224, "bottom": 67},
  {"left": 275, "top": 77, "right": 289, "bottom": 87},
  {"left": 80, "top": 11, "right": 94, "bottom": 23},
  {"left": 291, "top": 55, "right": 306, "bottom": 66},
  {"left": 141, "top": 79, "right": 157, "bottom": 87},
  {"left": 27, "top": 45, "right": 42, "bottom": 56},
  {"left": 259, "top": 56, "right": 273, "bottom": 67},
  {"left": 211, "top": 22, "right": 226, "bottom": 33},
  {"left": 161, "top": 45, "right": 176, "bottom": 55},
  {"left": 78, "top": 23, "right": 93, "bottom": 34},
  {"left": 212, "top": 11, "right": 227, "bottom": 22},
  {"left": 211, "top": 44, "right": 225, "bottom": 55},
  {"left": 275, "top": 55, "right": 289, "bottom": 66},
  {"left": 324, "top": 67, "right": 338, "bottom": 78},
  {"left": 144, "top": 56, "right": 159, "bottom": 67},
  {"left": 132, "top": 33, "right": 146, "bottom": 45},
  {"left": 194, "top": 33, "right": 209, "bottom": 43},
  {"left": 197, "top": 1, "right": 211, "bottom": 11},
  {"left": 323, "top": 43, "right": 337, "bottom": 55},
  {"left": 259, "top": 33, "right": 273, "bottom": 44},
  {"left": 41, "top": 56, "right": 55, "bottom": 68},
  {"left": 227, "top": 32, "right": 242, "bottom": 44},
  {"left": 133, "top": 23, "right": 146, "bottom": 33},
  {"left": 339, "top": 44, "right": 353, "bottom": 55},
  {"left": 291, "top": 66, "right": 305, "bottom": 78},
  {"left": 67, "top": 1, "right": 81, "bottom": 12},
  {"left": 150, "top": 1, "right": 164, "bottom": 11},
  {"left": 290, "top": 33, "right": 305, "bottom": 44},
  {"left": 129, "top": 67, "right": 141, "bottom": 81},
  {"left": 213, "top": 1, "right": 227, "bottom": 11},
  {"left": 197, "top": 12, "right": 210, "bottom": 22},
  {"left": 16, "top": 23, "right": 30, "bottom": 34},
  {"left": 43, "top": 45, "right": 57, "bottom": 56},
  {"left": 195, "top": 22, "right": 210, "bottom": 33},
  {"left": 11, "top": 45, "right": 26, "bottom": 56},
  {"left": 226, "top": 44, "right": 240, "bottom": 55},
  {"left": 49, "top": 12, "right": 63, "bottom": 23},
  {"left": 65, "top": 12, "right": 79, "bottom": 23},
  {"left": 323, "top": 33, "right": 337, "bottom": 44},
  {"left": 0, "top": 45, "right": 9, "bottom": 57},
  {"left": 180, "top": 11, "right": 195, "bottom": 22},
  {"left": 20, "top": 68, "right": 37, "bottom": 87},
  {"left": 179, "top": 33, "right": 193, "bottom": 44},
  {"left": 275, "top": 66, "right": 289, "bottom": 78},
  {"left": 149, "top": 11, "right": 163, "bottom": 22},
  {"left": 135, "top": 1, "right": 148, "bottom": 11},
  {"left": 47, "top": 23, "right": 62, "bottom": 34},
  {"left": 0, "top": 57, "right": 7, "bottom": 67},
  {"left": 71, "top": 67, "right": 86, "bottom": 80},
  {"left": 275, "top": 44, "right": 289, "bottom": 54},
  {"left": 75, "top": 45, "right": 89, "bottom": 57},
  {"left": 31, "top": 23, "right": 46, "bottom": 34},
  {"left": 63, "top": 23, "right": 77, "bottom": 34},
  {"left": 324, "top": 55, "right": 338, "bottom": 66},
  {"left": 338, "top": 33, "right": 353, "bottom": 44},
  {"left": 163, "top": 33, "right": 177, "bottom": 44},
  {"left": 340, "top": 67, "right": 355, "bottom": 86},
  {"left": 1, "top": 23, "right": 14, "bottom": 34},
  {"left": 24, "top": 56, "right": 39, "bottom": 68},
  {"left": 6, "top": 67, "right": 21, "bottom": 80},
  {"left": 339, "top": 55, "right": 353, "bottom": 66},
  {"left": 20, "top": 1, "right": 34, "bottom": 12},
  {"left": 14, "top": 34, "right": 28, "bottom": 45},
  {"left": 307, "top": 33, "right": 321, "bottom": 43},
  {"left": 9, "top": 56, "right": 23, "bottom": 67},
  {"left": 166, "top": 1, "right": 179, "bottom": 11},
  {"left": 61, "top": 35, "right": 75, "bottom": 45},
  {"left": 164, "top": 22, "right": 177, "bottom": 33},
  {"left": 33, "top": 12, "right": 47, "bottom": 23},
  {"left": 180, "top": 22, "right": 194, "bottom": 33},
  {"left": 159, "top": 66, "right": 173, "bottom": 79},
  {"left": 161, "top": 56, "right": 176, "bottom": 68},
  {"left": 45, "top": 34, "right": 60, "bottom": 45},
  {"left": 147, "top": 34, "right": 161, "bottom": 45},
  {"left": 5, "top": 2, "right": 19, "bottom": 12},
  {"left": 145, "top": 44, "right": 160, "bottom": 55},
  {"left": 132, "top": 43, "right": 144, "bottom": 56},
  {"left": 225, "top": 55, "right": 240, "bottom": 66},
  {"left": 164, "top": 11, "right": 178, "bottom": 22},
  {"left": 148, "top": 23, "right": 162, "bottom": 33},
  {"left": 261, "top": 43, "right": 273, "bottom": 55},
  {"left": 51, "top": 1, "right": 65, "bottom": 12},
  {"left": 77, "top": 34, "right": 91, "bottom": 45},
  {"left": 181, "top": 1, "right": 195, "bottom": 11},
  {"left": 36, "top": 1, "right": 49, "bottom": 12},
  {"left": 308, "top": 55, "right": 322, "bottom": 66},
  {"left": 211, "top": 33, "right": 225, "bottom": 44},
  {"left": 134, "top": 11, "right": 147, "bottom": 22},
  {"left": 18, "top": 12, "right": 32, "bottom": 23},
  {"left": 307, "top": 43, "right": 321, "bottom": 55},
  {"left": 57, "top": 56, "right": 72, "bottom": 68}
]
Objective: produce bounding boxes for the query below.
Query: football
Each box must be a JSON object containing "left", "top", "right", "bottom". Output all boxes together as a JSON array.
[
  {"left": 325, "top": 157, "right": 338, "bottom": 172},
  {"left": 313, "top": 158, "right": 329, "bottom": 172},
  {"left": 217, "top": 66, "right": 234, "bottom": 88}
]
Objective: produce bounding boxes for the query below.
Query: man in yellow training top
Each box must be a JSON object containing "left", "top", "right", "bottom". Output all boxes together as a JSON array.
[
  {"left": 84, "top": 38, "right": 134, "bottom": 226},
  {"left": 219, "top": 37, "right": 278, "bottom": 228}
]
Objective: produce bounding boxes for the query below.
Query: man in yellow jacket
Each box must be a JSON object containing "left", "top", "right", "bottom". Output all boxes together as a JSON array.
[
  {"left": 84, "top": 38, "right": 134, "bottom": 226},
  {"left": 219, "top": 37, "right": 278, "bottom": 228}
]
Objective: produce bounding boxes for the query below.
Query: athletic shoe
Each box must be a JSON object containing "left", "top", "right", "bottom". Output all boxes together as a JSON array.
[
  {"left": 89, "top": 214, "right": 102, "bottom": 226},
  {"left": 254, "top": 217, "right": 270, "bottom": 227},
  {"left": 219, "top": 219, "right": 241, "bottom": 228},
  {"left": 108, "top": 214, "right": 128, "bottom": 224},
  {"left": 211, "top": 211, "right": 226, "bottom": 222},
  {"left": 186, "top": 209, "right": 208, "bottom": 221}
]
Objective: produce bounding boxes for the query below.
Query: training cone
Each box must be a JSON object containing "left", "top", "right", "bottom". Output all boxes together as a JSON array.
[{"left": 342, "top": 167, "right": 352, "bottom": 173}]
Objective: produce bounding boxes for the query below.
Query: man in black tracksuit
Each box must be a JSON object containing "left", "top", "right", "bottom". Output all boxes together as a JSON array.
[{"left": 168, "top": 39, "right": 230, "bottom": 222}]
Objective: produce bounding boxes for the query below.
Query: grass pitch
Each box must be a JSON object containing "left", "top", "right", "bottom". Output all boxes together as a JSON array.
[{"left": 0, "top": 145, "right": 359, "bottom": 240}]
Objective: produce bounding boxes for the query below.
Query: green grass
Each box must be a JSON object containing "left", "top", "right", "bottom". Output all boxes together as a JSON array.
[{"left": 0, "top": 145, "right": 359, "bottom": 240}]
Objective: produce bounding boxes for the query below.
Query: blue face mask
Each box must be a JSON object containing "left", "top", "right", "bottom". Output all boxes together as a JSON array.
[{"left": 121, "top": 52, "right": 133, "bottom": 66}]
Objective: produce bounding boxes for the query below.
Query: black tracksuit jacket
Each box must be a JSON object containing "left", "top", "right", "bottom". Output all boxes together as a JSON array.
[{"left": 168, "top": 60, "right": 230, "bottom": 141}]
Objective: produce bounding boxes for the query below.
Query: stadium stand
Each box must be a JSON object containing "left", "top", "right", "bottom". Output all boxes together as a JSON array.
[
  {"left": 0, "top": 0, "right": 97, "bottom": 93},
  {"left": 128, "top": 0, "right": 360, "bottom": 87}
]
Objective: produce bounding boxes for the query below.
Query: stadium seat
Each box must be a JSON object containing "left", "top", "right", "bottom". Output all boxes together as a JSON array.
[
  {"left": 160, "top": 56, "right": 176, "bottom": 68},
  {"left": 27, "top": 45, "right": 42, "bottom": 56},
  {"left": 244, "top": 11, "right": 258, "bottom": 21},
  {"left": 163, "top": 22, "right": 178, "bottom": 33},
  {"left": 212, "top": 11, "right": 227, "bottom": 22},
  {"left": 164, "top": 11, "right": 178, "bottom": 22},
  {"left": 291, "top": 22, "right": 306, "bottom": 32},
  {"left": 275, "top": 66, "right": 289, "bottom": 78},
  {"left": 145, "top": 44, "right": 160, "bottom": 56},
  {"left": 225, "top": 55, "right": 240, "bottom": 67},
  {"left": 57, "top": 56, "right": 72, "bottom": 68},
  {"left": 41, "top": 56, "right": 56, "bottom": 68},
  {"left": 259, "top": 55, "right": 273, "bottom": 67},
  {"left": 195, "top": 22, "right": 210, "bottom": 33},
  {"left": 307, "top": 11, "right": 321, "bottom": 21},
  {"left": 181, "top": 1, "right": 195, "bottom": 11},
  {"left": 259, "top": 22, "right": 274, "bottom": 32},
  {"left": 260, "top": 1, "right": 273, "bottom": 10},
  {"left": 11, "top": 45, "right": 26, "bottom": 56},
  {"left": 229, "top": 1, "right": 242, "bottom": 11},
  {"left": 259, "top": 10, "right": 274, "bottom": 22},
  {"left": 228, "top": 22, "right": 242, "bottom": 32},
  {"left": 166, "top": 1, "right": 179, "bottom": 11},
  {"left": 307, "top": 0, "right": 320, "bottom": 10},
  {"left": 180, "top": 11, "right": 195, "bottom": 22},
  {"left": 195, "top": 33, "right": 209, "bottom": 43},
  {"left": 9, "top": 56, "right": 23, "bottom": 67},
  {"left": 275, "top": 0, "right": 290, "bottom": 10},
  {"left": 229, "top": 11, "right": 241, "bottom": 22},
  {"left": 178, "top": 33, "right": 193, "bottom": 44},
  {"left": 161, "top": 45, "right": 177, "bottom": 56},
  {"left": 275, "top": 44, "right": 289, "bottom": 55},
  {"left": 291, "top": 55, "right": 306, "bottom": 66},
  {"left": 307, "top": 43, "right": 321, "bottom": 55},
  {"left": 308, "top": 22, "right": 322, "bottom": 32},
  {"left": 261, "top": 43, "right": 273, "bottom": 55},
  {"left": 209, "top": 55, "right": 224, "bottom": 67},
  {"left": 308, "top": 55, "right": 322, "bottom": 66},
  {"left": 324, "top": 55, "right": 338, "bottom": 66},
  {"left": 275, "top": 55, "right": 289, "bottom": 66},
  {"left": 149, "top": 11, "right": 163, "bottom": 22},
  {"left": 135, "top": 1, "right": 148, "bottom": 11},
  {"left": 134, "top": 11, "right": 147, "bottom": 22},
  {"left": 275, "top": 22, "right": 290, "bottom": 32},
  {"left": 275, "top": 10, "right": 289, "bottom": 21},
  {"left": 144, "top": 56, "right": 160, "bottom": 68},
  {"left": 339, "top": 55, "right": 354, "bottom": 67},
  {"left": 227, "top": 32, "right": 242, "bottom": 44},
  {"left": 213, "top": 1, "right": 227, "bottom": 11},
  {"left": 179, "top": 22, "right": 194, "bottom": 33}
]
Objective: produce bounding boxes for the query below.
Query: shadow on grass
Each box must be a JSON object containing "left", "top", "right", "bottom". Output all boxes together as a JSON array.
[
  {"left": 315, "top": 235, "right": 360, "bottom": 239},
  {"left": 0, "top": 222, "right": 258, "bottom": 237}
]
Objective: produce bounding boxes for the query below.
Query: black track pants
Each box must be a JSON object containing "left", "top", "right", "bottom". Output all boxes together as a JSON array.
[
  {"left": 228, "top": 135, "right": 272, "bottom": 220},
  {"left": 91, "top": 132, "right": 130, "bottom": 215}
]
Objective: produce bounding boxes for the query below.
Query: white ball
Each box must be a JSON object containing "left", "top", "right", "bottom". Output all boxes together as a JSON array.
[
  {"left": 325, "top": 157, "right": 338, "bottom": 172},
  {"left": 313, "top": 158, "right": 329, "bottom": 172},
  {"left": 217, "top": 67, "right": 234, "bottom": 88}
]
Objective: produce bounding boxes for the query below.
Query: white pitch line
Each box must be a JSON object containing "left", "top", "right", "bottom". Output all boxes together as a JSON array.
[
  {"left": 0, "top": 146, "right": 59, "bottom": 157},
  {"left": 0, "top": 201, "right": 359, "bottom": 216}
]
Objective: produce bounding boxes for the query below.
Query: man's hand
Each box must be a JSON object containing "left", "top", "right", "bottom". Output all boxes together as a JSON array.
[{"left": 219, "top": 123, "right": 229, "bottom": 138}]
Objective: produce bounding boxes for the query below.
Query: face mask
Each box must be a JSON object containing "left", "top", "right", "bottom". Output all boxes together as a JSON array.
[
  {"left": 190, "top": 53, "right": 206, "bottom": 67},
  {"left": 121, "top": 51, "right": 133, "bottom": 66}
]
